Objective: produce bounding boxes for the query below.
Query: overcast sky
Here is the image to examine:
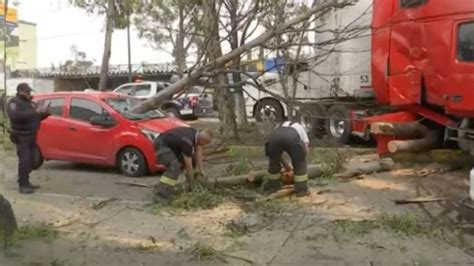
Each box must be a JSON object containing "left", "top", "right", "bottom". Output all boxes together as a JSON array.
[{"left": 18, "top": 0, "right": 173, "bottom": 68}]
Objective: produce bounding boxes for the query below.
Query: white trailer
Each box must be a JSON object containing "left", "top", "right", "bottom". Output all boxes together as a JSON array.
[{"left": 244, "top": 0, "right": 373, "bottom": 144}]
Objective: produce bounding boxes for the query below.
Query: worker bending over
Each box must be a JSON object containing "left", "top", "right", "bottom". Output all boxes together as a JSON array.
[
  {"left": 265, "top": 121, "right": 310, "bottom": 197},
  {"left": 153, "top": 127, "right": 213, "bottom": 203}
]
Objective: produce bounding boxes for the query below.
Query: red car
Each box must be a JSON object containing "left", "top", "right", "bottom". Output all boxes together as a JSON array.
[{"left": 32, "top": 92, "right": 188, "bottom": 177}]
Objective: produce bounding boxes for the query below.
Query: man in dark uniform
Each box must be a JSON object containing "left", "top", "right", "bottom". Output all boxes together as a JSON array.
[
  {"left": 264, "top": 121, "right": 310, "bottom": 197},
  {"left": 153, "top": 127, "right": 213, "bottom": 203},
  {"left": 6, "top": 83, "right": 50, "bottom": 194}
]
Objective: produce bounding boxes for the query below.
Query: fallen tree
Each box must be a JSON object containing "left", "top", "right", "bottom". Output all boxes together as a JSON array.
[
  {"left": 130, "top": 0, "right": 352, "bottom": 114},
  {"left": 204, "top": 164, "right": 322, "bottom": 188},
  {"left": 370, "top": 122, "right": 439, "bottom": 154}
]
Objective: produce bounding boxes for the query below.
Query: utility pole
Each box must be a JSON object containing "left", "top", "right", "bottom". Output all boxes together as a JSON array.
[
  {"left": 127, "top": 13, "right": 132, "bottom": 82},
  {"left": 2, "top": 0, "right": 9, "bottom": 118}
]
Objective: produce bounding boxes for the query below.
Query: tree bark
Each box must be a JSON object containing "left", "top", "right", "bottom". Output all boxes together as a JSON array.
[
  {"left": 131, "top": 1, "right": 350, "bottom": 114},
  {"left": 98, "top": 0, "right": 115, "bottom": 91},
  {"left": 370, "top": 122, "right": 428, "bottom": 138},
  {"left": 202, "top": 0, "right": 239, "bottom": 139},
  {"left": 228, "top": 0, "right": 248, "bottom": 129},
  {"left": 387, "top": 130, "right": 439, "bottom": 154},
  {"left": 175, "top": 5, "right": 186, "bottom": 77}
]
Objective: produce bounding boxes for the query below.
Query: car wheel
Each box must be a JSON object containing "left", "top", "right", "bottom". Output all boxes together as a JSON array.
[
  {"left": 255, "top": 98, "right": 284, "bottom": 123},
  {"left": 118, "top": 148, "right": 147, "bottom": 177},
  {"left": 325, "top": 105, "right": 352, "bottom": 145},
  {"left": 32, "top": 145, "right": 44, "bottom": 170},
  {"left": 165, "top": 107, "right": 180, "bottom": 118}
]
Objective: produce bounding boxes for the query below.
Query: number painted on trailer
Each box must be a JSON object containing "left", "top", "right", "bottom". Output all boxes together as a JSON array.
[{"left": 360, "top": 75, "right": 369, "bottom": 84}]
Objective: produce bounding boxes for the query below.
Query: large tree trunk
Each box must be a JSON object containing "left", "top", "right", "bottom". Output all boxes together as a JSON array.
[
  {"left": 228, "top": 0, "right": 249, "bottom": 129},
  {"left": 174, "top": 5, "right": 186, "bottom": 77},
  {"left": 203, "top": 0, "right": 239, "bottom": 139},
  {"left": 98, "top": 0, "right": 115, "bottom": 91}
]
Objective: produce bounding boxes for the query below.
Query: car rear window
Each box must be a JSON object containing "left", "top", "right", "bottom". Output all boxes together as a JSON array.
[{"left": 42, "top": 98, "right": 65, "bottom": 117}]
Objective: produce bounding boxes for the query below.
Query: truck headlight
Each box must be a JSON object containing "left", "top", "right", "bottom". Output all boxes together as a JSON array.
[{"left": 141, "top": 129, "right": 160, "bottom": 141}]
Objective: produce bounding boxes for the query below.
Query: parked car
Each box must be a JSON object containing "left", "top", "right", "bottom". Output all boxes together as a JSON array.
[
  {"left": 33, "top": 91, "right": 188, "bottom": 177},
  {"left": 113, "top": 81, "right": 197, "bottom": 119}
]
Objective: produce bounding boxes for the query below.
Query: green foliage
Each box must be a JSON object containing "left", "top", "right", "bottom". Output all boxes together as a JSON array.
[
  {"left": 133, "top": 0, "right": 203, "bottom": 72},
  {"left": 150, "top": 185, "right": 223, "bottom": 213},
  {"left": 70, "top": 0, "right": 138, "bottom": 29},
  {"left": 378, "top": 213, "right": 441, "bottom": 237},
  {"left": 223, "top": 156, "right": 253, "bottom": 176},
  {"left": 246, "top": 198, "right": 284, "bottom": 218},
  {"left": 332, "top": 219, "right": 378, "bottom": 236},
  {"left": 312, "top": 149, "right": 351, "bottom": 178},
  {"left": 15, "top": 223, "right": 58, "bottom": 241},
  {"left": 331, "top": 213, "right": 444, "bottom": 238}
]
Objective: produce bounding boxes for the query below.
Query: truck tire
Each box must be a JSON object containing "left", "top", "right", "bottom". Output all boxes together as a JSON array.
[
  {"left": 326, "top": 105, "right": 352, "bottom": 145},
  {"left": 255, "top": 98, "right": 284, "bottom": 123},
  {"left": 297, "top": 104, "right": 326, "bottom": 139}
]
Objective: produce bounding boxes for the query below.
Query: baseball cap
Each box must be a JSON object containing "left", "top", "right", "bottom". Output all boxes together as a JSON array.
[{"left": 17, "top": 83, "right": 34, "bottom": 93}]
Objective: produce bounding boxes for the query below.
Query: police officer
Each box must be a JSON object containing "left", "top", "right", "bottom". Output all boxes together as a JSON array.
[
  {"left": 6, "top": 83, "right": 50, "bottom": 194},
  {"left": 264, "top": 121, "right": 310, "bottom": 197},
  {"left": 153, "top": 127, "right": 213, "bottom": 203}
]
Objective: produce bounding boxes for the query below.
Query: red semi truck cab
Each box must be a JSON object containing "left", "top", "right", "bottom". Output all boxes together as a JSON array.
[{"left": 367, "top": 0, "right": 474, "bottom": 154}]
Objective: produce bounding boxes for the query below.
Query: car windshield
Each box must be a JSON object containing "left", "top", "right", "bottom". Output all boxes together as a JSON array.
[{"left": 105, "top": 97, "right": 166, "bottom": 121}]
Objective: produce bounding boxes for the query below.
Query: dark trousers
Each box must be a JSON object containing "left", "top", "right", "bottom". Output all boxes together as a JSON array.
[
  {"left": 267, "top": 127, "right": 307, "bottom": 176},
  {"left": 154, "top": 144, "right": 182, "bottom": 200},
  {"left": 266, "top": 127, "right": 308, "bottom": 195},
  {"left": 15, "top": 135, "right": 36, "bottom": 187}
]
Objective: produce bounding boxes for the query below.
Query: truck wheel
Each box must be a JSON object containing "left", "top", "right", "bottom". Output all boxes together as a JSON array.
[
  {"left": 298, "top": 105, "right": 326, "bottom": 139},
  {"left": 32, "top": 145, "right": 44, "bottom": 170},
  {"left": 255, "top": 98, "right": 284, "bottom": 123},
  {"left": 118, "top": 148, "right": 148, "bottom": 177},
  {"left": 326, "top": 105, "right": 352, "bottom": 145}
]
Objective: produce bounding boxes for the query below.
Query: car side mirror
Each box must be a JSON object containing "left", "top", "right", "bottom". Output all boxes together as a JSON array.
[{"left": 90, "top": 115, "right": 116, "bottom": 128}]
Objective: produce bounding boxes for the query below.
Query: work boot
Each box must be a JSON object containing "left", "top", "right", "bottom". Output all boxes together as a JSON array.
[
  {"left": 263, "top": 179, "right": 282, "bottom": 194},
  {"left": 294, "top": 181, "right": 309, "bottom": 197},
  {"left": 152, "top": 183, "right": 175, "bottom": 205},
  {"left": 19, "top": 186, "right": 34, "bottom": 194},
  {"left": 27, "top": 182, "right": 40, "bottom": 189}
]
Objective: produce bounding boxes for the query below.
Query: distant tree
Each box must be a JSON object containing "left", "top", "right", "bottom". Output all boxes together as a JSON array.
[
  {"left": 134, "top": 0, "right": 203, "bottom": 77},
  {"left": 61, "top": 45, "right": 95, "bottom": 73},
  {"left": 70, "top": 0, "right": 137, "bottom": 90}
]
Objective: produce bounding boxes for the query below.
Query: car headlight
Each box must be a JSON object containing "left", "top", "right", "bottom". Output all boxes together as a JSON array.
[{"left": 141, "top": 129, "right": 160, "bottom": 141}]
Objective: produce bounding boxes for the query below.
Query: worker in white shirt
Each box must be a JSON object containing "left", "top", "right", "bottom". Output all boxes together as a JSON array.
[{"left": 264, "top": 121, "right": 310, "bottom": 197}]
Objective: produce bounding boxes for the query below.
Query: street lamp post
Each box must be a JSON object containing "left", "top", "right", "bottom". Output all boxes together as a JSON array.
[{"left": 127, "top": 13, "right": 132, "bottom": 82}]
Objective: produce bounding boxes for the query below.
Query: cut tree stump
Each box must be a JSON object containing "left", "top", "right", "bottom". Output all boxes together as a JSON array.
[
  {"left": 0, "top": 194, "right": 17, "bottom": 242},
  {"left": 387, "top": 129, "right": 439, "bottom": 153}
]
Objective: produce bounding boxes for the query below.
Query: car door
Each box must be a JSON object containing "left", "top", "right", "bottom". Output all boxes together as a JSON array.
[
  {"left": 133, "top": 84, "right": 153, "bottom": 98},
  {"left": 65, "top": 97, "right": 117, "bottom": 164},
  {"left": 35, "top": 97, "right": 72, "bottom": 159},
  {"left": 114, "top": 85, "right": 134, "bottom": 96}
]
